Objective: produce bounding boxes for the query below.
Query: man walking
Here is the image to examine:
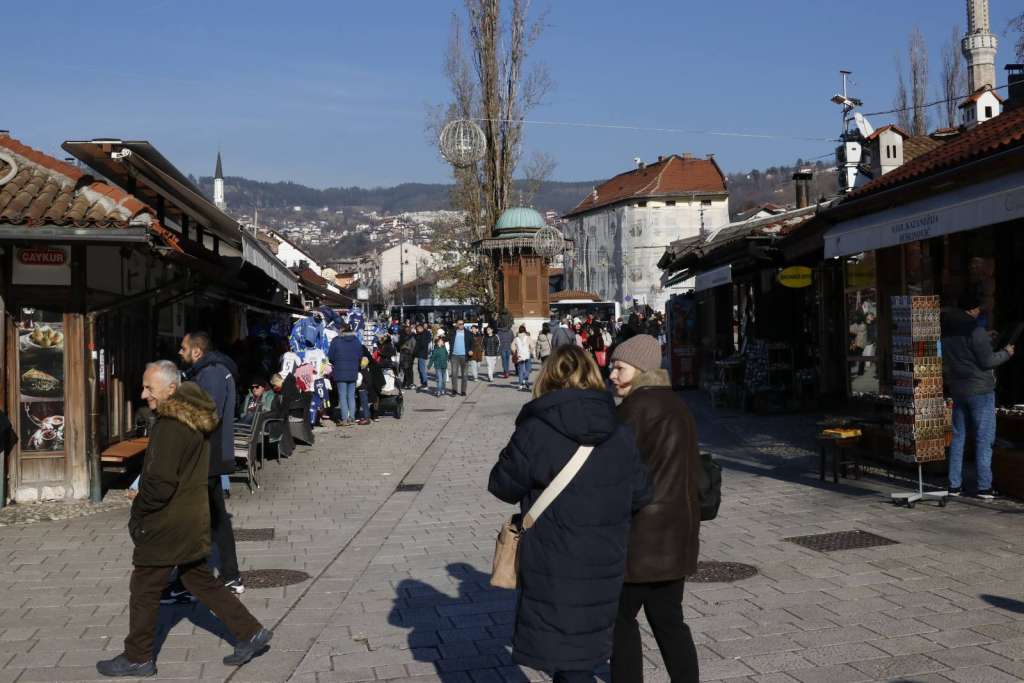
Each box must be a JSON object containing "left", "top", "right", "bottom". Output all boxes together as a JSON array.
[
  {"left": 496, "top": 324, "right": 514, "bottom": 378},
  {"left": 328, "top": 324, "right": 364, "bottom": 426},
  {"left": 549, "top": 317, "right": 575, "bottom": 350},
  {"left": 448, "top": 319, "right": 472, "bottom": 396},
  {"left": 97, "top": 362, "right": 271, "bottom": 677},
  {"left": 414, "top": 322, "right": 432, "bottom": 389},
  {"left": 941, "top": 294, "right": 1015, "bottom": 498},
  {"left": 179, "top": 332, "right": 244, "bottom": 595}
]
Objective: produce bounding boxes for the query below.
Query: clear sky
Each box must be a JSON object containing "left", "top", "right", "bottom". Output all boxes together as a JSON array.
[{"left": 4, "top": 0, "right": 1021, "bottom": 188}]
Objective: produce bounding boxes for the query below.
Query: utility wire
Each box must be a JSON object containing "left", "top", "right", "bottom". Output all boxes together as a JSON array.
[
  {"left": 471, "top": 117, "right": 835, "bottom": 142},
  {"left": 862, "top": 84, "right": 1009, "bottom": 117}
]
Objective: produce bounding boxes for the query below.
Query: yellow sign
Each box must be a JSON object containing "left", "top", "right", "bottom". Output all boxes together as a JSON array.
[{"left": 777, "top": 266, "right": 813, "bottom": 288}]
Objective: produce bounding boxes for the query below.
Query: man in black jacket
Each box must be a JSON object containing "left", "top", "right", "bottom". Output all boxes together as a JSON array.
[
  {"left": 413, "top": 323, "right": 432, "bottom": 389},
  {"left": 180, "top": 332, "right": 245, "bottom": 594},
  {"left": 941, "top": 294, "right": 1015, "bottom": 498}
]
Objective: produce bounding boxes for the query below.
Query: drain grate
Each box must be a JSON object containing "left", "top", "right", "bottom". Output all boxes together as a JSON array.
[
  {"left": 690, "top": 561, "right": 758, "bottom": 583},
  {"left": 234, "top": 528, "right": 275, "bottom": 542},
  {"left": 396, "top": 483, "right": 424, "bottom": 492},
  {"left": 240, "top": 569, "right": 310, "bottom": 589},
  {"left": 785, "top": 530, "right": 898, "bottom": 552},
  {"left": 415, "top": 408, "right": 446, "bottom": 413}
]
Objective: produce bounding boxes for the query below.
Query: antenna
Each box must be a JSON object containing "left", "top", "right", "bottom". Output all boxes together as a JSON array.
[{"left": 854, "top": 112, "right": 874, "bottom": 138}]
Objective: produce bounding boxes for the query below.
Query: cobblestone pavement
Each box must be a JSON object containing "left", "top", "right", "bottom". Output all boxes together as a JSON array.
[{"left": 3, "top": 378, "right": 1024, "bottom": 682}]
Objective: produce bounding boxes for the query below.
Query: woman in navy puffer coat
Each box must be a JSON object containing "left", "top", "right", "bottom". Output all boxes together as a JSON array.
[{"left": 488, "top": 345, "right": 651, "bottom": 681}]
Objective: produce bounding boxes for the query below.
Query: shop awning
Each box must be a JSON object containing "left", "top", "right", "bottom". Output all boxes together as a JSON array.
[
  {"left": 824, "top": 168, "right": 1024, "bottom": 258},
  {"left": 241, "top": 231, "right": 299, "bottom": 295},
  {"left": 694, "top": 264, "right": 732, "bottom": 292}
]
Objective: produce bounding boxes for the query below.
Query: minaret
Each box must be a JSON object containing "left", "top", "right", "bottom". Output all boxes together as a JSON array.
[
  {"left": 213, "top": 151, "right": 226, "bottom": 210},
  {"left": 962, "top": 0, "right": 998, "bottom": 93}
]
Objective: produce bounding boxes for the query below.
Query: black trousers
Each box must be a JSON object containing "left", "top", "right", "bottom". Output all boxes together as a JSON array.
[
  {"left": 553, "top": 672, "right": 592, "bottom": 682},
  {"left": 611, "top": 579, "right": 699, "bottom": 682},
  {"left": 125, "top": 561, "right": 261, "bottom": 662},
  {"left": 208, "top": 477, "right": 240, "bottom": 582}
]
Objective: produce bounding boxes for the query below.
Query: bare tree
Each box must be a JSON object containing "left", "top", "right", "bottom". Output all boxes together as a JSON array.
[
  {"left": 518, "top": 151, "right": 557, "bottom": 206},
  {"left": 894, "top": 54, "right": 911, "bottom": 131},
  {"left": 1011, "top": 12, "right": 1024, "bottom": 61},
  {"left": 940, "top": 25, "right": 966, "bottom": 128},
  {"left": 909, "top": 27, "right": 930, "bottom": 136}
]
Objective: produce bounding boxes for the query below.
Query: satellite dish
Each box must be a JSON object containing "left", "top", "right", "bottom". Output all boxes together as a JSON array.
[{"left": 854, "top": 112, "right": 874, "bottom": 138}]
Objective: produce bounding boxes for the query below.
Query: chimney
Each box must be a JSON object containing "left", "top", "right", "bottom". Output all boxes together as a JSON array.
[
  {"left": 0, "top": 130, "right": 9, "bottom": 138},
  {"left": 792, "top": 169, "right": 813, "bottom": 209},
  {"left": 634, "top": 157, "right": 645, "bottom": 170},
  {"left": 1007, "top": 64, "right": 1024, "bottom": 111},
  {"left": 681, "top": 152, "right": 694, "bottom": 160}
]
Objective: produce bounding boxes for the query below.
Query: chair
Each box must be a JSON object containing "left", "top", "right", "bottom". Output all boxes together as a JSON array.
[{"left": 233, "top": 404, "right": 283, "bottom": 493}]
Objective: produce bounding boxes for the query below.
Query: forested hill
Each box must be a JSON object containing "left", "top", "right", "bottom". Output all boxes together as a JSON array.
[{"left": 195, "top": 159, "right": 836, "bottom": 218}]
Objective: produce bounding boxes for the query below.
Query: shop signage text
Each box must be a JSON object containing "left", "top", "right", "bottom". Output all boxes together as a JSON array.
[
  {"left": 694, "top": 264, "right": 732, "bottom": 292},
  {"left": 18, "top": 248, "right": 67, "bottom": 266},
  {"left": 12, "top": 246, "right": 72, "bottom": 286},
  {"left": 777, "top": 266, "right": 813, "bottom": 288}
]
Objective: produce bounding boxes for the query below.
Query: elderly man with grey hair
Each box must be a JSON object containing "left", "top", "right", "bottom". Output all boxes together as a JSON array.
[{"left": 97, "top": 361, "right": 271, "bottom": 677}]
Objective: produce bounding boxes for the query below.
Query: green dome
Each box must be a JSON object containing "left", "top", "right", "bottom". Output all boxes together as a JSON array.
[{"left": 494, "top": 207, "right": 546, "bottom": 234}]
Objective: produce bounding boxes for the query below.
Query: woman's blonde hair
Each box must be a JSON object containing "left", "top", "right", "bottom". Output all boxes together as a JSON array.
[
  {"left": 270, "top": 373, "right": 284, "bottom": 389},
  {"left": 533, "top": 344, "right": 605, "bottom": 398}
]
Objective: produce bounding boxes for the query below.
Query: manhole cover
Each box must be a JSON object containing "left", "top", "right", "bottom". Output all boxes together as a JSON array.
[
  {"left": 785, "top": 530, "right": 898, "bottom": 552},
  {"left": 415, "top": 408, "right": 446, "bottom": 413},
  {"left": 234, "top": 528, "right": 275, "bottom": 542},
  {"left": 396, "top": 483, "right": 424, "bottom": 492},
  {"left": 240, "top": 569, "right": 310, "bottom": 589},
  {"left": 690, "top": 561, "right": 758, "bottom": 583}
]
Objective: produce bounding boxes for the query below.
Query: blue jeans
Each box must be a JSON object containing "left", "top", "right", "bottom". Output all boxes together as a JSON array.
[
  {"left": 358, "top": 388, "right": 370, "bottom": 419},
  {"left": 517, "top": 359, "right": 532, "bottom": 386},
  {"left": 435, "top": 368, "right": 447, "bottom": 394},
  {"left": 335, "top": 382, "right": 357, "bottom": 422},
  {"left": 501, "top": 349, "right": 511, "bottom": 375},
  {"left": 417, "top": 357, "right": 429, "bottom": 386},
  {"left": 949, "top": 392, "right": 996, "bottom": 490}
]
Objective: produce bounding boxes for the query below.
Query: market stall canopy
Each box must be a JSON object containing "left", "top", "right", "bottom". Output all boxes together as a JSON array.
[
  {"left": 242, "top": 230, "right": 298, "bottom": 295},
  {"left": 0, "top": 134, "right": 177, "bottom": 248},
  {"left": 693, "top": 264, "right": 732, "bottom": 292}
]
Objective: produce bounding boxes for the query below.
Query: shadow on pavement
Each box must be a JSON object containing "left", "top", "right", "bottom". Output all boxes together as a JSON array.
[
  {"left": 389, "top": 562, "right": 520, "bottom": 680},
  {"left": 981, "top": 594, "right": 1024, "bottom": 613},
  {"left": 152, "top": 602, "right": 235, "bottom": 658}
]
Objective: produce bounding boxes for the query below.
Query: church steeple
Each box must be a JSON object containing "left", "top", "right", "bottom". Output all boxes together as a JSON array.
[
  {"left": 962, "top": 0, "right": 998, "bottom": 94},
  {"left": 213, "top": 151, "right": 226, "bottom": 210}
]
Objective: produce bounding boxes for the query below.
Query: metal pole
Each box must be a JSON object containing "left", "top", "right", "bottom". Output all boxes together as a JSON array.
[
  {"left": 398, "top": 221, "right": 405, "bottom": 322},
  {"left": 85, "top": 313, "right": 102, "bottom": 503}
]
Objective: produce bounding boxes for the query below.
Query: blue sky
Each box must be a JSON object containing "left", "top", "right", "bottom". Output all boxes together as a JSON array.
[{"left": 5, "top": 0, "right": 1021, "bottom": 187}]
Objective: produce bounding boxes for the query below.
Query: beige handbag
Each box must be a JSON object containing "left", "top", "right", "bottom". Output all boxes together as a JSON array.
[{"left": 490, "top": 444, "right": 594, "bottom": 589}]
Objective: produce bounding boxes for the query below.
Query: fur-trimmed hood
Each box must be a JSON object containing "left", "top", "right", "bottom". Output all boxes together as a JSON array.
[
  {"left": 156, "top": 381, "right": 219, "bottom": 433},
  {"left": 629, "top": 368, "right": 671, "bottom": 391}
]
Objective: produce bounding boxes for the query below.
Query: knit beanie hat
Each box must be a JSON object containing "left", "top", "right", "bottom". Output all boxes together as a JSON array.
[{"left": 610, "top": 334, "right": 662, "bottom": 372}]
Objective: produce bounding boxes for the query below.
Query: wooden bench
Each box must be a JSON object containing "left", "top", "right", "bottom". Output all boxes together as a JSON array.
[{"left": 101, "top": 437, "right": 149, "bottom": 472}]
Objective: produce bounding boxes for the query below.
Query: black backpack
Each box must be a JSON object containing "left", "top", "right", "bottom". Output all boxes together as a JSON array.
[{"left": 697, "top": 451, "right": 722, "bottom": 521}]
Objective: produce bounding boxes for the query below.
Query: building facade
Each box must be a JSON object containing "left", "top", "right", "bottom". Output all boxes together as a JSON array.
[{"left": 562, "top": 154, "right": 729, "bottom": 312}]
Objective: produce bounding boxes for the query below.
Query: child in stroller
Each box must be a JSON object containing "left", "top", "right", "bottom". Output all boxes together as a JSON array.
[{"left": 376, "top": 364, "right": 404, "bottom": 419}]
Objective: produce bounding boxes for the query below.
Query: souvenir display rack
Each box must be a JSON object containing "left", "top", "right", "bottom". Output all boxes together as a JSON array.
[{"left": 890, "top": 295, "right": 950, "bottom": 508}]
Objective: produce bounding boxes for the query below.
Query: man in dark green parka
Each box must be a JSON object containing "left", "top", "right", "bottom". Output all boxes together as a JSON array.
[{"left": 97, "top": 361, "right": 272, "bottom": 678}]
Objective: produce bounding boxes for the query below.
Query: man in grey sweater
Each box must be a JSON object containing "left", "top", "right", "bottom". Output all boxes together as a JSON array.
[{"left": 941, "top": 294, "right": 1015, "bottom": 498}]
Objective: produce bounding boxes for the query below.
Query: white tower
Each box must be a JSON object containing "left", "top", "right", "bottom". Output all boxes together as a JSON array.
[
  {"left": 962, "top": 0, "right": 998, "bottom": 94},
  {"left": 213, "top": 151, "right": 226, "bottom": 210}
]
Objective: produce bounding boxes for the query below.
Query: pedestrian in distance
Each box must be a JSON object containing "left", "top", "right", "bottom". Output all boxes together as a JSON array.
[
  {"left": 414, "top": 322, "right": 432, "bottom": 389},
  {"left": 488, "top": 344, "right": 651, "bottom": 682},
  {"left": 427, "top": 332, "right": 450, "bottom": 398},
  {"left": 399, "top": 326, "right": 416, "bottom": 390},
  {"left": 97, "top": 362, "right": 271, "bottom": 678},
  {"left": 469, "top": 324, "right": 485, "bottom": 381},
  {"left": 448, "top": 319, "right": 473, "bottom": 396},
  {"left": 497, "top": 324, "right": 514, "bottom": 378},
  {"left": 608, "top": 334, "right": 701, "bottom": 682},
  {"left": 483, "top": 325, "right": 501, "bottom": 381},
  {"left": 328, "top": 324, "right": 364, "bottom": 427},
  {"left": 535, "top": 322, "right": 552, "bottom": 364},
  {"left": 549, "top": 317, "right": 575, "bottom": 350},
  {"left": 941, "top": 293, "right": 1015, "bottom": 498},
  {"left": 513, "top": 324, "right": 534, "bottom": 391},
  {"left": 178, "top": 332, "right": 245, "bottom": 596}
]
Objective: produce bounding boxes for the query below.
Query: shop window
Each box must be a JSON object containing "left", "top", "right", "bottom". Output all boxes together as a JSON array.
[
  {"left": 17, "top": 309, "right": 66, "bottom": 454},
  {"left": 845, "top": 253, "right": 879, "bottom": 396}
]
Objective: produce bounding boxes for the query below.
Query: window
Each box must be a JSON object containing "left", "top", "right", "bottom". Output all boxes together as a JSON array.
[
  {"left": 844, "top": 252, "right": 878, "bottom": 396},
  {"left": 637, "top": 201, "right": 647, "bottom": 208},
  {"left": 701, "top": 200, "right": 712, "bottom": 207},
  {"left": 985, "top": 105, "right": 993, "bottom": 118},
  {"left": 666, "top": 200, "right": 676, "bottom": 206}
]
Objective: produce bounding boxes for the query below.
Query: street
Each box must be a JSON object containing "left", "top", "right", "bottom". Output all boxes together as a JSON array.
[{"left": 3, "top": 379, "right": 1024, "bottom": 683}]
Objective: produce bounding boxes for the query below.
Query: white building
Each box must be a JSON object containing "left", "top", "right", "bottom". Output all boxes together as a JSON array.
[
  {"left": 265, "top": 231, "right": 323, "bottom": 275},
  {"left": 562, "top": 154, "right": 729, "bottom": 312},
  {"left": 378, "top": 242, "right": 435, "bottom": 294},
  {"left": 213, "top": 152, "right": 225, "bottom": 210}
]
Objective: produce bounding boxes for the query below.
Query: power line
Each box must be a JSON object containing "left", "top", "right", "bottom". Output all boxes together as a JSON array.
[
  {"left": 862, "top": 84, "right": 1009, "bottom": 117},
  {"left": 472, "top": 117, "right": 835, "bottom": 142}
]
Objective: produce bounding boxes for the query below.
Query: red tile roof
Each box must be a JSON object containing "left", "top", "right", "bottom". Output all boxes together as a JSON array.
[
  {"left": 0, "top": 134, "right": 157, "bottom": 229},
  {"left": 958, "top": 87, "right": 1005, "bottom": 108},
  {"left": 550, "top": 289, "right": 600, "bottom": 302},
  {"left": 866, "top": 124, "right": 911, "bottom": 140},
  {"left": 564, "top": 154, "right": 726, "bottom": 217},
  {"left": 848, "top": 105, "right": 1024, "bottom": 199}
]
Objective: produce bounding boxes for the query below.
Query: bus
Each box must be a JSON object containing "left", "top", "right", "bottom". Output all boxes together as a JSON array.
[{"left": 549, "top": 299, "right": 621, "bottom": 326}]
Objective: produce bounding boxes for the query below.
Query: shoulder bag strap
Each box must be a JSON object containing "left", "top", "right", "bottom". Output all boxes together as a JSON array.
[{"left": 522, "top": 444, "right": 594, "bottom": 529}]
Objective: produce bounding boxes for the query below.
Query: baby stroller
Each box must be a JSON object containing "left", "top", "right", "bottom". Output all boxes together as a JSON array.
[{"left": 377, "top": 367, "right": 404, "bottom": 419}]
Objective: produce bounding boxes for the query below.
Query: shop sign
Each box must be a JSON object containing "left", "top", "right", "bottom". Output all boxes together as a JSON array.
[
  {"left": 12, "top": 246, "right": 71, "bottom": 286},
  {"left": 694, "top": 264, "right": 732, "bottom": 292},
  {"left": 777, "top": 266, "right": 813, "bottom": 288},
  {"left": 356, "top": 287, "right": 369, "bottom": 301}
]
